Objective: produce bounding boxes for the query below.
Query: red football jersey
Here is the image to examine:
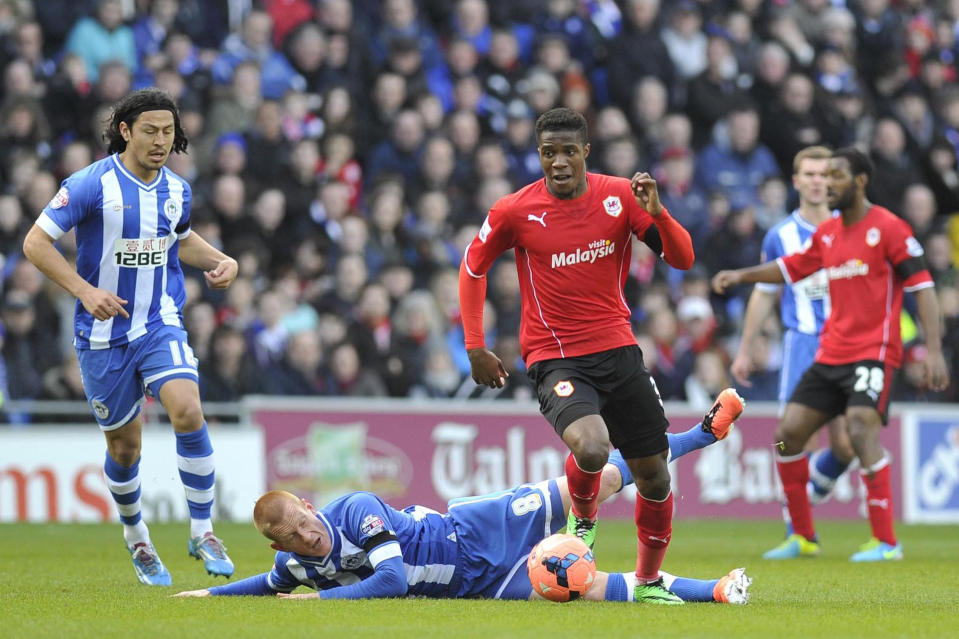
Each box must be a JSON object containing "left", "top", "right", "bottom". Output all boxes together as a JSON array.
[
  {"left": 778, "top": 205, "right": 933, "bottom": 367},
  {"left": 463, "top": 173, "right": 688, "bottom": 366}
]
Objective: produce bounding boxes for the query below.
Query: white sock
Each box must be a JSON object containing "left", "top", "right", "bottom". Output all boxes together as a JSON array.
[
  {"left": 123, "top": 520, "right": 151, "bottom": 548},
  {"left": 190, "top": 518, "right": 213, "bottom": 539}
]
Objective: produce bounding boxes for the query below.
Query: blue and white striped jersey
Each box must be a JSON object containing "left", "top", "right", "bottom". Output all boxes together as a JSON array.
[
  {"left": 756, "top": 209, "right": 831, "bottom": 335},
  {"left": 267, "top": 492, "right": 460, "bottom": 597},
  {"left": 37, "top": 154, "right": 192, "bottom": 350}
]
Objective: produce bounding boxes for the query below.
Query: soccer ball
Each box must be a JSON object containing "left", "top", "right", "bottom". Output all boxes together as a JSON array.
[{"left": 527, "top": 533, "right": 596, "bottom": 602}]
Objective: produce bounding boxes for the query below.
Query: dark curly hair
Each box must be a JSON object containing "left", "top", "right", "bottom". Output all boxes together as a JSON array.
[
  {"left": 104, "top": 88, "right": 188, "bottom": 155},
  {"left": 534, "top": 107, "right": 588, "bottom": 145},
  {"left": 832, "top": 146, "right": 874, "bottom": 182}
]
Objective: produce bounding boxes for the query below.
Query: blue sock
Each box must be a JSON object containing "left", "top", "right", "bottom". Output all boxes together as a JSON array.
[
  {"left": 813, "top": 448, "right": 849, "bottom": 481},
  {"left": 175, "top": 423, "right": 216, "bottom": 529},
  {"left": 667, "top": 424, "right": 716, "bottom": 462},
  {"left": 103, "top": 453, "right": 142, "bottom": 525},
  {"left": 661, "top": 572, "right": 718, "bottom": 602},
  {"left": 607, "top": 450, "right": 633, "bottom": 490},
  {"left": 604, "top": 572, "right": 629, "bottom": 601}
]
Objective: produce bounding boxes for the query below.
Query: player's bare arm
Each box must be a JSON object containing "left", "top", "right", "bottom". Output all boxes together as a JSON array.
[
  {"left": 712, "top": 261, "right": 785, "bottom": 294},
  {"left": 630, "top": 172, "right": 663, "bottom": 216},
  {"left": 177, "top": 231, "right": 239, "bottom": 289},
  {"left": 278, "top": 592, "right": 319, "bottom": 600},
  {"left": 468, "top": 347, "right": 509, "bottom": 388},
  {"left": 731, "top": 288, "right": 779, "bottom": 386},
  {"left": 913, "top": 287, "right": 950, "bottom": 391},
  {"left": 22, "top": 224, "right": 130, "bottom": 320},
  {"left": 172, "top": 589, "right": 211, "bottom": 597}
]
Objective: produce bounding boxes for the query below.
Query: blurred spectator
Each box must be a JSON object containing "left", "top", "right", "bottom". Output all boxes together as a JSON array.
[
  {"left": 264, "top": 329, "right": 327, "bottom": 395},
  {"left": 2, "top": 289, "right": 56, "bottom": 400},
  {"left": 211, "top": 9, "right": 302, "bottom": 100},
  {"left": 686, "top": 34, "right": 750, "bottom": 146},
  {"left": 696, "top": 104, "right": 779, "bottom": 209},
  {"left": 607, "top": 0, "right": 677, "bottom": 111},
  {"left": 63, "top": 0, "right": 136, "bottom": 83},
  {"left": 868, "top": 117, "right": 923, "bottom": 212}
]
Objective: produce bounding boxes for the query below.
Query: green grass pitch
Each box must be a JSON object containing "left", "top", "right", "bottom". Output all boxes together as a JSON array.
[{"left": 1, "top": 519, "right": 956, "bottom": 639}]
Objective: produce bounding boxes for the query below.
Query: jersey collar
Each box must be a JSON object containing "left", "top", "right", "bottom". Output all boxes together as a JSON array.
[{"left": 111, "top": 154, "right": 165, "bottom": 191}]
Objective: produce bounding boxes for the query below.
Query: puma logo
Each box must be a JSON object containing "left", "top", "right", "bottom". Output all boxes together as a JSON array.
[
  {"left": 647, "top": 534, "right": 670, "bottom": 544},
  {"left": 867, "top": 498, "right": 888, "bottom": 509},
  {"left": 528, "top": 211, "right": 547, "bottom": 227}
]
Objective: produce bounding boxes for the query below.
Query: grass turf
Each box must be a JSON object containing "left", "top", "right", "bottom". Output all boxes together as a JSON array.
[{"left": 1, "top": 519, "right": 956, "bottom": 639}]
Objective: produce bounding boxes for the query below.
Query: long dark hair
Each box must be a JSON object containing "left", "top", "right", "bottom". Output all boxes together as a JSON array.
[{"left": 104, "top": 88, "right": 188, "bottom": 154}]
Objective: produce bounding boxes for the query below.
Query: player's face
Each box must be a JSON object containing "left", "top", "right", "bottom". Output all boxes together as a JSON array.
[
  {"left": 273, "top": 500, "right": 333, "bottom": 557},
  {"left": 537, "top": 130, "right": 590, "bottom": 199},
  {"left": 826, "top": 157, "right": 857, "bottom": 210},
  {"left": 793, "top": 157, "right": 829, "bottom": 206},
  {"left": 120, "top": 109, "right": 175, "bottom": 178}
]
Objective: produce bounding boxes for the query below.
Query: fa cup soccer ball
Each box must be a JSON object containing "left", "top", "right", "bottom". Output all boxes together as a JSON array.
[{"left": 527, "top": 533, "right": 596, "bottom": 602}]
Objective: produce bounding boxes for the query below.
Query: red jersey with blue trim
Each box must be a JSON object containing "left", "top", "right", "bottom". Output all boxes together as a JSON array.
[
  {"left": 777, "top": 205, "right": 933, "bottom": 367},
  {"left": 463, "top": 173, "right": 690, "bottom": 366}
]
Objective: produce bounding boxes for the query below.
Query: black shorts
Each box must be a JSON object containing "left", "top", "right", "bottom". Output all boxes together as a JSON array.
[
  {"left": 526, "top": 345, "right": 669, "bottom": 458},
  {"left": 789, "top": 360, "right": 896, "bottom": 425}
]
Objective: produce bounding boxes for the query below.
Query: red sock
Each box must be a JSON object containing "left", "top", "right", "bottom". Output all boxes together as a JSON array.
[
  {"left": 565, "top": 453, "right": 602, "bottom": 519},
  {"left": 634, "top": 492, "right": 672, "bottom": 582},
  {"left": 862, "top": 464, "right": 896, "bottom": 545},
  {"left": 777, "top": 455, "right": 816, "bottom": 541}
]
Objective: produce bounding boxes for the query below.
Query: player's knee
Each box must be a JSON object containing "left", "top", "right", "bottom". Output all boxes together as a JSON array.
[
  {"left": 773, "top": 423, "right": 804, "bottom": 454},
  {"left": 167, "top": 401, "right": 204, "bottom": 431},
  {"left": 844, "top": 408, "right": 879, "bottom": 447},
  {"left": 107, "top": 440, "right": 141, "bottom": 466},
  {"left": 572, "top": 442, "right": 609, "bottom": 472},
  {"left": 636, "top": 472, "right": 671, "bottom": 501}
]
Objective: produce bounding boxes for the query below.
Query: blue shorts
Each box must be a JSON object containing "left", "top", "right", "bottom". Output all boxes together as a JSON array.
[
  {"left": 448, "top": 479, "right": 565, "bottom": 600},
  {"left": 76, "top": 325, "right": 199, "bottom": 430},
  {"left": 779, "top": 330, "right": 819, "bottom": 410}
]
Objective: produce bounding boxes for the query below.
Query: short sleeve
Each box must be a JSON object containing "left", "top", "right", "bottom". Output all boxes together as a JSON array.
[
  {"left": 37, "top": 174, "right": 95, "bottom": 240},
  {"left": 886, "top": 217, "right": 933, "bottom": 291},
  {"left": 340, "top": 494, "right": 401, "bottom": 567},
  {"left": 756, "top": 227, "right": 784, "bottom": 293},
  {"left": 266, "top": 552, "right": 301, "bottom": 592},
  {"left": 779, "top": 232, "right": 822, "bottom": 284}
]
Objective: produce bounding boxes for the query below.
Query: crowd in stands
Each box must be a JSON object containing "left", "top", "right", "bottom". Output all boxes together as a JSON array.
[{"left": 1, "top": 0, "right": 958, "bottom": 419}]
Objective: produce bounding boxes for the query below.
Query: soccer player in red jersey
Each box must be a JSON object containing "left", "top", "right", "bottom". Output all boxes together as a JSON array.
[
  {"left": 712, "top": 147, "right": 950, "bottom": 561},
  {"left": 459, "top": 107, "right": 733, "bottom": 604}
]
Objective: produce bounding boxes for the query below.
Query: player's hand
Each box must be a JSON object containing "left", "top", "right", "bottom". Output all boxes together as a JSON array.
[
  {"left": 923, "top": 349, "right": 950, "bottom": 392},
  {"left": 468, "top": 348, "right": 509, "bottom": 388},
  {"left": 278, "top": 592, "right": 320, "bottom": 600},
  {"left": 711, "top": 270, "right": 742, "bottom": 294},
  {"left": 630, "top": 172, "right": 663, "bottom": 216},
  {"left": 204, "top": 257, "right": 238, "bottom": 289},
  {"left": 79, "top": 286, "right": 129, "bottom": 321},
  {"left": 730, "top": 351, "right": 754, "bottom": 387},
  {"left": 172, "top": 589, "right": 211, "bottom": 597}
]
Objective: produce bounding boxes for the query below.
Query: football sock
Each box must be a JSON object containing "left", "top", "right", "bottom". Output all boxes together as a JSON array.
[
  {"left": 862, "top": 458, "right": 896, "bottom": 545},
  {"left": 777, "top": 452, "right": 816, "bottom": 540},
  {"left": 604, "top": 572, "right": 630, "bottom": 601},
  {"left": 565, "top": 453, "right": 602, "bottom": 519},
  {"left": 666, "top": 424, "right": 717, "bottom": 462},
  {"left": 809, "top": 448, "right": 850, "bottom": 496},
  {"left": 635, "top": 492, "right": 673, "bottom": 582},
  {"left": 175, "top": 422, "right": 216, "bottom": 538},
  {"left": 104, "top": 452, "right": 150, "bottom": 547},
  {"left": 659, "top": 571, "right": 717, "bottom": 602}
]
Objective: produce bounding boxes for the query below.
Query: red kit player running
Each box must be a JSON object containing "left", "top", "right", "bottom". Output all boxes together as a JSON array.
[
  {"left": 713, "top": 147, "right": 949, "bottom": 561},
  {"left": 459, "top": 108, "right": 743, "bottom": 604}
]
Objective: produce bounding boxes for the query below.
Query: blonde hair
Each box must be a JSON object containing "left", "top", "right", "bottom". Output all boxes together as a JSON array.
[
  {"left": 252, "top": 490, "right": 301, "bottom": 541},
  {"left": 793, "top": 146, "right": 832, "bottom": 174}
]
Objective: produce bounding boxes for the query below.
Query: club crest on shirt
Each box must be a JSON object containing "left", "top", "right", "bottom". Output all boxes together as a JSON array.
[
  {"left": 360, "top": 514, "right": 387, "bottom": 536},
  {"left": 866, "top": 227, "right": 880, "bottom": 247},
  {"left": 163, "top": 199, "right": 181, "bottom": 222},
  {"left": 603, "top": 195, "right": 622, "bottom": 217},
  {"left": 91, "top": 399, "right": 110, "bottom": 420},
  {"left": 341, "top": 553, "right": 367, "bottom": 570},
  {"left": 553, "top": 380, "right": 575, "bottom": 397},
  {"left": 49, "top": 186, "right": 69, "bottom": 209}
]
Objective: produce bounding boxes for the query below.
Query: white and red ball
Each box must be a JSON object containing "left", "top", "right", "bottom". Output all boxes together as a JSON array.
[{"left": 527, "top": 533, "right": 597, "bottom": 602}]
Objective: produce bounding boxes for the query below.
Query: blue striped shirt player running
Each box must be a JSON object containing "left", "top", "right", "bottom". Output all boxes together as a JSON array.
[
  {"left": 23, "top": 88, "right": 239, "bottom": 586},
  {"left": 729, "top": 146, "right": 855, "bottom": 555}
]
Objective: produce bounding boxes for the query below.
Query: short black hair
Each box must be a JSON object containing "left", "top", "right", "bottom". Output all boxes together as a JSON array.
[
  {"left": 832, "top": 146, "right": 873, "bottom": 181},
  {"left": 104, "top": 88, "right": 188, "bottom": 155},
  {"left": 535, "top": 107, "right": 588, "bottom": 145}
]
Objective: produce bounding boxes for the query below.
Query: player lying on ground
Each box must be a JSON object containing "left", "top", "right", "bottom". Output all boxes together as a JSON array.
[{"left": 174, "top": 392, "right": 751, "bottom": 603}]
